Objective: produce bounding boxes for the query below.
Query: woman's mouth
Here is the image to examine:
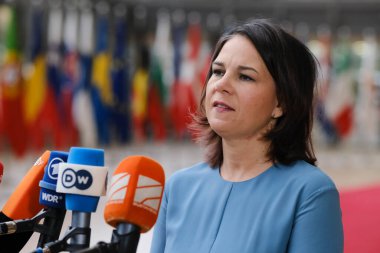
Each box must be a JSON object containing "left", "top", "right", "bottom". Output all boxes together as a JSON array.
[{"left": 213, "top": 101, "right": 235, "bottom": 111}]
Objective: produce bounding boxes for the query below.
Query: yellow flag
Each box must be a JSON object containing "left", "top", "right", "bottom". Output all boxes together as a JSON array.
[
  {"left": 92, "top": 52, "right": 113, "bottom": 105},
  {"left": 132, "top": 68, "right": 149, "bottom": 119},
  {"left": 23, "top": 55, "right": 47, "bottom": 124}
]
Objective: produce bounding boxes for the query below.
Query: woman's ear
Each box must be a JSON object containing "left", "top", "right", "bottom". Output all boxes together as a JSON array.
[{"left": 271, "top": 105, "right": 283, "bottom": 119}]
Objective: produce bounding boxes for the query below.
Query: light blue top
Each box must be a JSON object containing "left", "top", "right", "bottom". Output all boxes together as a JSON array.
[{"left": 151, "top": 161, "right": 343, "bottom": 253}]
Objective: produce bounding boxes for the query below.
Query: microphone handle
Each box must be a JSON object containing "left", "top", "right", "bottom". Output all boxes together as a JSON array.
[
  {"left": 37, "top": 208, "right": 66, "bottom": 247},
  {"left": 0, "top": 219, "right": 33, "bottom": 234},
  {"left": 71, "top": 211, "right": 92, "bottom": 248},
  {"left": 0, "top": 209, "right": 48, "bottom": 235},
  {"left": 112, "top": 223, "right": 140, "bottom": 253},
  {"left": 0, "top": 212, "right": 33, "bottom": 252},
  {"left": 74, "top": 241, "right": 117, "bottom": 253},
  {"left": 32, "top": 226, "right": 92, "bottom": 253}
]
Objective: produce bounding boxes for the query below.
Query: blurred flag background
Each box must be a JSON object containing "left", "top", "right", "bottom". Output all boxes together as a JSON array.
[
  {"left": 0, "top": 0, "right": 380, "bottom": 252},
  {"left": 0, "top": 0, "right": 379, "bottom": 152}
]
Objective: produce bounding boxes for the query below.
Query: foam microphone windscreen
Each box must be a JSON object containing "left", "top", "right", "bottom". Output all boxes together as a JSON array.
[
  {"left": 2, "top": 150, "right": 50, "bottom": 220},
  {"left": 104, "top": 156, "right": 165, "bottom": 233},
  {"left": 0, "top": 151, "right": 50, "bottom": 253}
]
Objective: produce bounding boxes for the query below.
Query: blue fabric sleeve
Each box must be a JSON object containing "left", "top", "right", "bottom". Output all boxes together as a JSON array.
[
  {"left": 150, "top": 183, "right": 168, "bottom": 253},
  {"left": 287, "top": 187, "right": 344, "bottom": 253}
]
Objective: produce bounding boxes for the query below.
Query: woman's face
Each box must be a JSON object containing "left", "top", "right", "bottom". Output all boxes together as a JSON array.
[{"left": 205, "top": 34, "right": 282, "bottom": 141}]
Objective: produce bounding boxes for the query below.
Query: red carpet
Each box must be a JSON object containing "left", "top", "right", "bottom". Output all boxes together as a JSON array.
[{"left": 340, "top": 184, "right": 380, "bottom": 253}]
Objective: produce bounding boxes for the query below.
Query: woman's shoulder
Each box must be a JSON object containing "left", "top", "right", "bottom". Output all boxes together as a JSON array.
[
  {"left": 168, "top": 162, "right": 212, "bottom": 183},
  {"left": 164, "top": 162, "right": 215, "bottom": 196},
  {"left": 275, "top": 160, "right": 338, "bottom": 196}
]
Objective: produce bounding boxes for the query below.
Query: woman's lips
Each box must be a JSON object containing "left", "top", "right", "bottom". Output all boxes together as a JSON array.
[{"left": 213, "top": 101, "right": 235, "bottom": 111}]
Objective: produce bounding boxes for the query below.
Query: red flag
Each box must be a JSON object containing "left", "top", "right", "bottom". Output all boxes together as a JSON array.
[
  {"left": 170, "top": 16, "right": 202, "bottom": 138},
  {"left": 0, "top": 6, "right": 27, "bottom": 157},
  {"left": 327, "top": 30, "right": 357, "bottom": 139}
]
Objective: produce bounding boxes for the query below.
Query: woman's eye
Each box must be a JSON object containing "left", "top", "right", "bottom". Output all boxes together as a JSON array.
[
  {"left": 240, "top": 74, "right": 254, "bottom": 81},
  {"left": 212, "top": 69, "right": 224, "bottom": 77}
]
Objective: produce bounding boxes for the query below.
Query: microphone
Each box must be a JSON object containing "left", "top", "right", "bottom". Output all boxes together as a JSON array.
[
  {"left": 35, "top": 147, "right": 108, "bottom": 253},
  {"left": 0, "top": 151, "right": 50, "bottom": 252},
  {"left": 37, "top": 151, "right": 69, "bottom": 247},
  {"left": 0, "top": 151, "right": 67, "bottom": 240},
  {"left": 75, "top": 155, "right": 165, "bottom": 253}
]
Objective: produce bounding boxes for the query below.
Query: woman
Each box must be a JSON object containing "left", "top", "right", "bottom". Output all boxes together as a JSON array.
[{"left": 151, "top": 19, "right": 343, "bottom": 253}]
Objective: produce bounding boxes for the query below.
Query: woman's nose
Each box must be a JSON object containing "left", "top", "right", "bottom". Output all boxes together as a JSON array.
[{"left": 213, "top": 75, "right": 232, "bottom": 94}]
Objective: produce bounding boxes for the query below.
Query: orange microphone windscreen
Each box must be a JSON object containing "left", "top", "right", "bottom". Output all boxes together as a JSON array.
[
  {"left": 2, "top": 150, "right": 50, "bottom": 220},
  {"left": 104, "top": 156, "right": 165, "bottom": 233}
]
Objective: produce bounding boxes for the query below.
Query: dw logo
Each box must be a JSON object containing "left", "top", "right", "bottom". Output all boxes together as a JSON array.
[{"left": 62, "top": 168, "right": 93, "bottom": 190}]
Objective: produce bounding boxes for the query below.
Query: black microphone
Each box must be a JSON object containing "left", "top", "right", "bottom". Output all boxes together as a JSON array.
[{"left": 36, "top": 151, "right": 68, "bottom": 247}]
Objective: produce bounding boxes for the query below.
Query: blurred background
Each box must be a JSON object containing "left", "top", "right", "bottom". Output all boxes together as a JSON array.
[{"left": 0, "top": 0, "right": 379, "bottom": 252}]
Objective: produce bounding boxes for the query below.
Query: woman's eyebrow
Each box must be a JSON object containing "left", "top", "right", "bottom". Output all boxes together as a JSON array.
[
  {"left": 238, "top": 65, "right": 258, "bottom": 74},
  {"left": 212, "top": 61, "right": 259, "bottom": 75},
  {"left": 212, "top": 61, "right": 224, "bottom": 67}
]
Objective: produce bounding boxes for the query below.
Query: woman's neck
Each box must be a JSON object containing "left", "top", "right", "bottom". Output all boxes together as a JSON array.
[{"left": 220, "top": 138, "right": 273, "bottom": 182}]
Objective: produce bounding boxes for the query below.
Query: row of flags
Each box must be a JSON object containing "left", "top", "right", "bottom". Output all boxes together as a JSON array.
[
  {"left": 0, "top": 3, "right": 213, "bottom": 157},
  {"left": 307, "top": 26, "right": 380, "bottom": 147},
  {"left": 0, "top": 2, "right": 379, "bottom": 157}
]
